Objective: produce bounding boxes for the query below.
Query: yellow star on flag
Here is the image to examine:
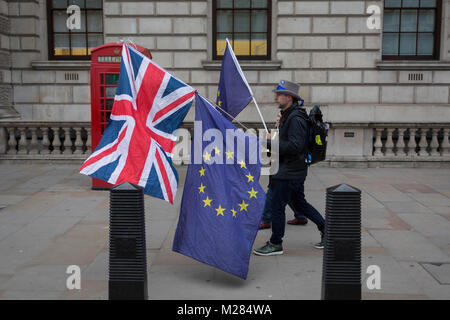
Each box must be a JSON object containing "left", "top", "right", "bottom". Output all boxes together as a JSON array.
[
  {"left": 248, "top": 187, "right": 258, "bottom": 199},
  {"left": 230, "top": 208, "right": 237, "bottom": 218},
  {"left": 214, "top": 146, "right": 221, "bottom": 155},
  {"left": 225, "top": 149, "right": 234, "bottom": 160},
  {"left": 238, "top": 200, "right": 249, "bottom": 212},
  {"left": 245, "top": 173, "right": 254, "bottom": 183},
  {"left": 239, "top": 160, "right": 246, "bottom": 169},
  {"left": 203, "top": 151, "right": 211, "bottom": 162},
  {"left": 198, "top": 183, "right": 206, "bottom": 194},
  {"left": 199, "top": 167, "right": 205, "bottom": 177},
  {"left": 215, "top": 205, "right": 226, "bottom": 216},
  {"left": 203, "top": 196, "right": 212, "bottom": 207}
]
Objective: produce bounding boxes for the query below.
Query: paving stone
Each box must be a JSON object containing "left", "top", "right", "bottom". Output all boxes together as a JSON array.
[
  {"left": 369, "top": 230, "right": 450, "bottom": 262},
  {"left": 420, "top": 263, "right": 450, "bottom": 285}
]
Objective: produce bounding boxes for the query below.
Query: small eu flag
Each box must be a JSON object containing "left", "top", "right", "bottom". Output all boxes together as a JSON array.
[
  {"left": 172, "top": 93, "right": 266, "bottom": 279},
  {"left": 216, "top": 40, "right": 253, "bottom": 120}
]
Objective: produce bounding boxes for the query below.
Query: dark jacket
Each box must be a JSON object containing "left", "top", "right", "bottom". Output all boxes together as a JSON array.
[{"left": 268, "top": 102, "right": 309, "bottom": 180}]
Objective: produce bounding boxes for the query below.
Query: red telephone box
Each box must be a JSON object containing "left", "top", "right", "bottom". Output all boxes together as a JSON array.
[{"left": 90, "top": 43, "right": 152, "bottom": 189}]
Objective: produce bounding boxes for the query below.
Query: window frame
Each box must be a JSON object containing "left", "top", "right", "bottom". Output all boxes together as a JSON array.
[
  {"left": 382, "top": 0, "right": 442, "bottom": 61},
  {"left": 212, "top": 0, "right": 272, "bottom": 61},
  {"left": 47, "top": 0, "right": 103, "bottom": 61}
]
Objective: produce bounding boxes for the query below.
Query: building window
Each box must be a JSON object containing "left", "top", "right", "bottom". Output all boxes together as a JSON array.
[
  {"left": 382, "top": 0, "right": 441, "bottom": 60},
  {"left": 213, "top": 0, "right": 271, "bottom": 60},
  {"left": 47, "top": 0, "right": 103, "bottom": 60}
]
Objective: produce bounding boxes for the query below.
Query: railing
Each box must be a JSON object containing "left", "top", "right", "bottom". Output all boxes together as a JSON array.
[
  {"left": 0, "top": 121, "right": 449, "bottom": 164},
  {"left": 370, "top": 124, "right": 450, "bottom": 158},
  {"left": 0, "top": 121, "right": 91, "bottom": 159}
]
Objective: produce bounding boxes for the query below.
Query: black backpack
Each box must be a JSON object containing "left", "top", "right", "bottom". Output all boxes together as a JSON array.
[{"left": 304, "top": 105, "right": 329, "bottom": 165}]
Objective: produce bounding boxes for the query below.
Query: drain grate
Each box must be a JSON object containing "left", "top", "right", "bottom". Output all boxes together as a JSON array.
[{"left": 420, "top": 263, "right": 450, "bottom": 285}]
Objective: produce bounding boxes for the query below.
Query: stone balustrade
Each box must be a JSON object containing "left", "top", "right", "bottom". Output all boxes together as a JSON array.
[
  {"left": 0, "top": 121, "right": 449, "bottom": 166},
  {"left": 0, "top": 121, "right": 91, "bottom": 160},
  {"left": 370, "top": 124, "right": 450, "bottom": 159}
]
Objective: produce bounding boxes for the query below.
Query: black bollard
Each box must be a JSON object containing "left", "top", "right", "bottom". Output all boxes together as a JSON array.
[
  {"left": 108, "top": 182, "right": 148, "bottom": 300},
  {"left": 321, "top": 184, "right": 361, "bottom": 300}
]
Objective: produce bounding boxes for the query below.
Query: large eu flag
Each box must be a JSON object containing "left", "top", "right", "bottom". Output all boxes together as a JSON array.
[
  {"left": 216, "top": 41, "right": 253, "bottom": 120},
  {"left": 172, "top": 93, "right": 266, "bottom": 279}
]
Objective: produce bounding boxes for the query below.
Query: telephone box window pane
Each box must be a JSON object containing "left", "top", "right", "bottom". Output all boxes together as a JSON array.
[
  {"left": 100, "top": 74, "right": 104, "bottom": 85},
  {"left": 53, "top": 11, "right": 68, "bottom": 32},
  {"left": 235, "top": 11, "right": 250, "bottom": 33},
  {"left": 420, "top": 0, "right": 436, "bottom": 7},
  {"left": 106, "top": 100, "right": 114, "bottom": 110},
  {"left": 403, "top": 0, "right": 420, "bottom": 7},
  {"left": 383, "top": 10, "right": 400, "bottom": 32},
  {"left": 417, "top": 33, "right": 434, "bottom": 55},
  {"left": 385, "top": 0, "right": 401, "bottom": 7},
  {"left": 382, "top": 33, "right": 399, "bottom": 55},
  {"left": 54, "top": 34, "right": 70, "bottom": 55},
  {"left": 251, "top": 33, "right": 267, "bottom": 55},
  {"left": 399, "top": 33, "right": 417, "bottom": 55},
  {"left": 69, "top": 0, "right": 85, "bottom": 9},
  {"left": 106, "top": 112, "right": 111, "bottom": 122},
  {"left": 52, "top": 0, "right": 67, "bottom": 9},
  {"left": 87, "top": 11, "right": 103, "bottom": 32},
  {"left": 217, "top": 0, "right": 232, "bottom": 8},
  {"left": 217, "top": 10, "right": 233, "bottom": 33},
  {"left": 235, "top": 0, "right": 250, "bottom": 8},
  {"left": 86, "top": 0, "right": 102, "bottom": 9},
  {"left": 252, "top": 10, "right": 267, "bottom": 32},
  {"left": 252, "top": 0, "right": 267, "bottom": 8},
  {"left": 105, "top": 74, "right": 119, "bottom": 85},
  {"left": 106, "top": 87, "right": 116, "bottom": 98},
  {"left": 234, "top": 33, "right": 250, "bottom": 55},
  {"left": 418, "top": 10, "right": 434, "bottom": 32},
  {"left": 401, "top": 10, "right": 418, "bottom": 32}
]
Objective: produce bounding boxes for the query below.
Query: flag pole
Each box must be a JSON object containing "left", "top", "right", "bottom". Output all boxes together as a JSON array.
[{"left": 225, "top": 38, "right": 269, "bottom": 134}]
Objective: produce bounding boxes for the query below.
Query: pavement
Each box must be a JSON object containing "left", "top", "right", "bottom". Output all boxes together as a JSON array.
[{"left": 0, "top": 163, "right": 449, "bottom": 300}]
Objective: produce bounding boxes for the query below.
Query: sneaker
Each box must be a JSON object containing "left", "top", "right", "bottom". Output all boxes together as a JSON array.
[
  {"left": 287, "top": 218, "right": 308, "bottom": 225},
  {"left": 258, "top": 222, "right": 272, "bottom": 230},
  {"left": 253, "top": 241, "right": 283, "bottom": 256},
  {"left": 314, "top": 233, "right": 325, "bottom": 249}
]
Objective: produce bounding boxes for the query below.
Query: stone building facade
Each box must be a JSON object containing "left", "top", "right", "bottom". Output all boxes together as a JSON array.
[{"left": 1, "top": 0, "right": 450, "bottom": 164}]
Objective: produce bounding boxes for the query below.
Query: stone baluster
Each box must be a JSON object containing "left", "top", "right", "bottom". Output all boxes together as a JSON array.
[
  {"left": 441, "top": 128, "right": 450, "bottom": 156},
  {"left": 7, "top": 127, "right": 16, "bottom": 154},
  {"left": 85, "top": 127, "right": 92, "bottom": 155},
  {"left": 62, "top": 126, "right": 72, "bottom": 154},
  {"left": 430, "top": 128, "right": 440, "bottom": 157},
  {"left": 396, "top": 128, "right": 406, "bottom": 156},
  {"left": 418, "top": 128, "right": 429, "bottom": 157},
  {"left": 73, "top": 127, "right": 84, "bottom": 155},
  {"left": 29, "top": 127, "right": 39, "bottom": 155},
  {"left": 385, "top": 128, "right": 395, "bottom": 157},
  {"left": 0, "top": 126, "right": 7, "bottom": 154},
  {"left": 17, "top": 127, "right": 28, "bottom": 155},
  {"left": 52, "top": 127, "right": 62, "bottom": 154},
  {"left": 373, "top": 128, "right": 383, "bottom": 156},
  {"left": 41, "top": 127, "right": 51, "bottom": 155},
  {"left": 405, "top": 128, "right": 414, "bottom": 156}
]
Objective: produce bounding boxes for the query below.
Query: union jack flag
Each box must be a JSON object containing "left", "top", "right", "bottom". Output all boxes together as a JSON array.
[{"left": 80, "top": 44, "right": 195, "bottom": 204}]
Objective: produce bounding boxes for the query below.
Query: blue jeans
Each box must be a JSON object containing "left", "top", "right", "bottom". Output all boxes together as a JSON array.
[
  {"left": 261, "top": 187, "right": 307, "bottom": 223},
  {"left": 269, "top": 178, "right": 325, "bottom": 245}
]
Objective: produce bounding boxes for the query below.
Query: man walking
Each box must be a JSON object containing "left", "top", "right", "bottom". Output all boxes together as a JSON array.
[{"left": 254, "top": 80, "right": 325, "bottom": 256}]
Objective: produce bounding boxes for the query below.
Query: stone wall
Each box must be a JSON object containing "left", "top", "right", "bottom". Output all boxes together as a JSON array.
[{"left": 5, "top": 0, "right": 450, "bottom": 126}]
